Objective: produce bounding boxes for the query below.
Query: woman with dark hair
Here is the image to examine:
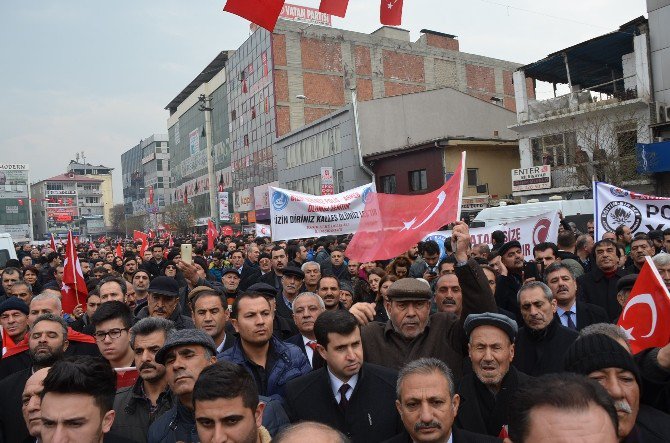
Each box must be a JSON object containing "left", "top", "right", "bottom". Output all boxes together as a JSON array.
[
  {"left": 112, "top": 256, "right": 124, "bottom": 273},
  {"left": 22, "top": 265, "right": 42, "bottom": 294},
  {"left": 386, "top": 256, "right": 412, "bottom": 279}
]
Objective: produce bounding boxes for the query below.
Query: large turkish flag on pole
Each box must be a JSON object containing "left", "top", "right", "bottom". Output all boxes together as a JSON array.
[
  {"left": 618, "top": 256, "right": 670, "bottom": 354},
  {"left": 346, "top": 152, "right": 466, "bottom": 262},
  {"left": 61, "top": 230, "right": 88, "bottom": 314},
  {"left": 223, "top": 0, "right": 286, "bottom": 32},
  {"left": 134, "top": 230, "right": 149, "bottom": 258},
  {"left": 380, "top": 0, "right": 404, "bottom": 26},
  {"left": 320, "top": 0, "right": 349, "bottom": 17},
  {"left": 207, "top": 219, "right": 218, "bottom": 252}
]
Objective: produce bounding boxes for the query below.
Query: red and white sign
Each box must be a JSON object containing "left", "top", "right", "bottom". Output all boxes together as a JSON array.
[
  {"left": 280, "top": 3, "right": 332, "bottom": 26},
  {"left": 321, "top": 167, "right": 334, "bottom": 196},
  {"left": 512, "top": 165, "right": 552, "bottom": 192}
]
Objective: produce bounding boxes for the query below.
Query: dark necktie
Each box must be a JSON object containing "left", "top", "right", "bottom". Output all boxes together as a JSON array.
[
  {"left": 564, "top": 311, "right": 577, "bottom": 330},
  {"left": 338, "top": 383, "right": 351, "bottom": 411}
]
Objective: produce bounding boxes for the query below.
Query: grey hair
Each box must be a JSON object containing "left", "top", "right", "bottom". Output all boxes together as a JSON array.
[
  {"left": 32, "top": 313, "right": 68, "bottom": 338},
  {"left": 129, "top": 317, "right": 175, "bottom": 348},
  {"left": 203, "top": 347, "right": 214, "bottom": 360},
  {"left": 12, "top": 279, "right": 33, "bottom": 293},
  {"left": 246, "top": 243, "right": 259, "bottom": 254},
  {"left": 397, "top": 358, "right": 455, "bottom": 400},
  {"left": 302, "top": 261, "right": 321, "bottom": 272},
  {"left": 653, "top": 252, "right": 670, "bottom": 268},
  {"left": 273, "top": 422, "right": 350, "bottom": 443},
  {"left": 291, "top": 292, "right": 325, "bottom": 313},
  {"left": 517, "top": 281, "right": 554, "bottom": 304},
  {"left": 31, "top": 292, "right": 62, "bottom": 312},
  {"left": 580, "top": 323, "right": 631, "bottom": 351}
]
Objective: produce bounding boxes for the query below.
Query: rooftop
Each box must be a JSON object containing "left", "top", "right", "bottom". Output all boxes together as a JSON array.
[{"left": 40, "top": 173, "right": 103, "bottom": 183}]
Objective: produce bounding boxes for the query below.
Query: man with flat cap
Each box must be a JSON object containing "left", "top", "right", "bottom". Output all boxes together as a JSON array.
[
  {"left": 148, "top": 329, "right": 218, "bottom": 442},
  {"left": 275, "top": 266, "right": 305, "bottom": 325},
  {"left": 616, "top": 273, "right": 638, "bottom": 311},
  {"left": 349, "top": 222, "right": 498, "bottom": 377},
  {"left": 221, "top": 267, "right": 241, "bottom": 307},
  {"left": 455, "top": 312, "right": 530, "bottom": 437},
  {"left": 135, "top": 276, "right": 195, "bottom": 329}
]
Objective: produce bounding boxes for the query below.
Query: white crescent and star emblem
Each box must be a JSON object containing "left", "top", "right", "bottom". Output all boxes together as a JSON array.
[
  {"left": 400, "top": 191, "right": 446, "bottom": 232},
  {"left": 620, "top": 293, "right": 658, "bottom": 340}
]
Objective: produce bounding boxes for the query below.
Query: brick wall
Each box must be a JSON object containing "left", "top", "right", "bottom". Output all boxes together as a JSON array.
[
  {"left": 273, "top": 34, "right": 287, "bottom": 67},
  {"left": 303, "top": 73, "right": 345, "bottom": 106},
  {"left": 383, "top": 50, "right": 425, "bottom": 83},
  {"left": 301, "top": 37, "right": 342, "bottom": 72},
  {"left": 426, "top": 34, "right": 459, "bottom": 52},
  {"left": 466, "top": 64, "right": 496, "bottom": 93},
  {"left": 385, "top": 82, "right": 426, "bottom": 97}
]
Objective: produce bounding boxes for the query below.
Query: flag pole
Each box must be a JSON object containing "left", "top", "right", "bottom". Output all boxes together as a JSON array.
[
  {"left": 455, "top": 151, "right": 467, "bottom": 223},
  {"left": 69, "top": 231, "right": 80, "bottom": 306}
]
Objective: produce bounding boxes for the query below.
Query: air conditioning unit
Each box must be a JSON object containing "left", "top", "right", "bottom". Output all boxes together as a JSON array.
[{"left": 476, "top": 183, "right": 489, "bottom": 194}]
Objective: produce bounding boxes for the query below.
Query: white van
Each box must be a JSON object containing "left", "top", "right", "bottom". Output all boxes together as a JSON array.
[
  {"left": 0, "top": 233, "right": 17, "bottom": 269},
  {"left": 472, "top": 199, "right": 594, "bottom": 227}
]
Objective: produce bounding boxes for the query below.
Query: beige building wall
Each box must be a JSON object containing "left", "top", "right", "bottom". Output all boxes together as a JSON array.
[
  {"left": 444, "top": 142, "right": 520, "bottom": 199},
  {"left": 83, "top": 173, "right": 114, "bottom": 227}
]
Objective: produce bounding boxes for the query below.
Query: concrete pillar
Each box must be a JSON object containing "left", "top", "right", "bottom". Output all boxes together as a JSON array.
[{"left": 513, "top": 70, "right": 529, "bottom": 123}]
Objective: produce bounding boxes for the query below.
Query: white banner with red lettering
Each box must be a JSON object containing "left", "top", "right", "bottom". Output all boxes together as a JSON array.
[
  {"left": 255, "top": 223, "right": 272, "bottom": 237},
  {"left": 269, "top": 183, "right": 375, "bottom": 240},
  {"left": 424, "top": 211, "right": 560, "bottom": 260}
]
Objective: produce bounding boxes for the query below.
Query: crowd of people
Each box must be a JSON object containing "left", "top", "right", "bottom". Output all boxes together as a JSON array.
[{"left": 1, "top": 218, "right": 670, "bottom": 442}]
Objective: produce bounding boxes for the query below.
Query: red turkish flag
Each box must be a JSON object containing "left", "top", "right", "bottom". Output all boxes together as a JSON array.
[
  {"left": 148, "top": 186, "right": 154, "bottom": 205},
  {"left": 50, "top": 233, "right": 57, "bottom": 252},
  {"left": 115, "top": 242, "right": 123, "bottom": 258},
  {"left": 168, "top": 234, "right": 174, "bottom": 248},
  {"left": 207, "top": 219, "right": 218, "bottom": 251},
  {"left": 320, "top": 0, "right": 349, "bottom": 17},
  {"left": 61, "top": 230, "right": 88, "bottom": 314},
  {"left": 17, "top": 198, "right": 24, "bottom": 206},
  {"left": 148, "top": 229, "right": 156, "bottom": 239},
  {"left": 380, "top": 0, "right": 403, "bottom": 26},
  {"left": 346, "top": 152, "right": 465, "bottom": 262},
  {"left": 133, "top": 230, "right": 149, "bottom": 257},
  {"left": 223, "top": 0, "right": 286, "bottom": 32},
  {"left": 618, "top": 256, "right": 670, "bottom": 353}
]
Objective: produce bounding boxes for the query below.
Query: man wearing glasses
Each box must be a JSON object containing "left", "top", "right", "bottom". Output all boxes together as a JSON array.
[{"left": 91, "top": 301, "right": 135, "bottom": 369}]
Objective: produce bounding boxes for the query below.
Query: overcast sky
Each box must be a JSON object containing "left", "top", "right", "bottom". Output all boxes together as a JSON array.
[{"left": 0, "top": 0, "right": 647, "bottom": 203}]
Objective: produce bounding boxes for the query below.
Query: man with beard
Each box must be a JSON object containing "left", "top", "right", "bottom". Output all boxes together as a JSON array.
[
  {"left": 577, "top": 239, "right": 630, "bottom": 322},
  {"left": 193, "top": 361, "right": 273, "bottom": 443},
  {"left": 136, "top": 276, "right": 195, "bottom": 330},
  {"left": 317, "top": 276, "right": 344, "bottom": 311},
  {"left": 455, "top": 313, "right": 529, "bottom": 437},
  {"left": 274, "top": 267, "right": 304, "bottom": 324},
  {"left": 513, "top": 281, "right": 578, "bottom": 376},
  {"left": 286, "top": 293, "right": 326, "bottom": 370},
  {"left": 565, "top": 333, "right": 670, "bottom": 441},
  {"left": 21, "top": 367, "right": 50, "bottom": 443},
  {"left": 220, "top": 292, "right": 310, "bottom": 400},
  {"left": 122, "top": 258, "right": 138, "bottom": 283},
  {"left": 260, "top": 247, "right": 288, "bottom": 291},
  {"left": 0, "top": 314, "right": 69, "bottom": 442},
  {"left": 148, "top": 329, "right": 218, "bottom": 442},
  {"left": 112, "top": 317, "right": 176, "bottom": 442},
  {"left": 544, "top": 262, "right": 608, "bottom": 331},
  {"left": 132, "top": 269, "right": 151, "bottom": 307},
  {"left": 302, "top": 262, "right": 321, "bottom": 293}
]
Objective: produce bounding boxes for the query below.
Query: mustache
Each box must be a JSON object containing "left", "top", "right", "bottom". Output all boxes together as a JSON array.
[
  {"left": 614, "top": 400, "right": 632, "bottom": 414},
  {"left": 414, "top": 421, "right": 441, "bottom": 431},
  {"left": 140, "top": 362, "right": 157, "bottom": 371}
]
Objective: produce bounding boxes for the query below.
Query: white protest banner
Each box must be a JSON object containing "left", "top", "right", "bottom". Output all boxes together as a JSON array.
[
  {"left": 424, "top": 211, "right": 560, "bottom": 260},
  {"left": 270, "top": 183, "right": 375, "bottom": 241},
  {"left": 256, "top": 223, "right": 272, "bottom": 237},
  {"left": 218, "top": 192, "right": 229, "bottom": 221},
  {"left": 594, "top": 181, "right": 670, "bottom": 240}
]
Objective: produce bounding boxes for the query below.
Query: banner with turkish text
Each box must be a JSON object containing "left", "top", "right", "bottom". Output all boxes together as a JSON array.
[
  {"left": 594, "top": 181, "right": 670, "bottom": 240},
  {"left": 424, "top": 211, "right": 561, "bottom": 260},
  {"left": 269, "top": 183, "right": 376, "bottom": 241}
]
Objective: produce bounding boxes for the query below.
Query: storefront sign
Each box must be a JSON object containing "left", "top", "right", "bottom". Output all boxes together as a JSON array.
[{"left": 512, "top": 166, "right": 551, "bottom": 192}]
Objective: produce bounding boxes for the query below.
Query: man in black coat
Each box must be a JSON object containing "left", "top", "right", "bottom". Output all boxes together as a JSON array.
[
  {"left": 284, "top": 310, "right": 403, "bottom": 442},
  {"left": 513, "top": 281, "right": 578, "bottom": 376},
  {"left": 544, "top": 262, "right": 608, "bottom": 331},
  {"left": 385, "top": 358, "right": 499, "bottom": 443},
  {"left": 273, "top": 266, "right": 304, "bottom": 326},
  {"left": 456, "top": 313, "right": 530, "bottom": 437},
  {"left": 260, "top": 246, "right": 288, "bottom": 291},
  {"left": 492, "top": 241, "right": 525, "bottom": 319},
  {"left": 0, "top": 314, "right": 69, "bottom": 443},
  {"left": 577, "top": 239, "right": 630, "bottom": 322}
]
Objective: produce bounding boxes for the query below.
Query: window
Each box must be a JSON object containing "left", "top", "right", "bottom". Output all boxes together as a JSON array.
[
  {"left": 530, "top": 133, "right": 577, "bottom": 167},
  {"left": 409, "top": 170, "right": 427, "bottom": 192},
  {"left": 616, "top": 122, "right": 637, "bottom": 158},
  {"left": 157, "top": 160, "right": 163, "bottom": 171},
  {"left": 231, "top": 110, "right": 237, "bottom": 121},
  {"left": 337, "top": 170, "right": 344, "bottom": 193},
  {"left": 380, "top": 175, "right": 397, "bottom": 194},
  {"left": 467, "top": 169, "right": 478, "bottom": 187}
]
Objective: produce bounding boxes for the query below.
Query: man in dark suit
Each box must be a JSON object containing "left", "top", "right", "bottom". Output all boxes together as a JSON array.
[
  {"left": 545, "top": 262, "right": 609, "bottom": 331},
  {"left": 0, "top": 313, "right": 69, "bottom": 443},
  {"left": 20, "top": 367, "right": 50, "bottom": 443},
  {"left": 385, "top": 358, "right": 500, "bottom": 443},
  {"left": 274, "top": 266, "right": 304, "bottom": 325},
  {"left": 189, "top": 286, "right": 234, "bottom": 353},
  {"left": 285, "top": 292, "right": 326, "bottom": 370},
  {"left": 284, "top": 310, "right": 403, "bottom": 442}
]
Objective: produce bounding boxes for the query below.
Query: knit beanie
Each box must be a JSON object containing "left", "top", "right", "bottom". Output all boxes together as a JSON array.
[{"left": 564, "top": 333, "right": 641, "bottom": 387}]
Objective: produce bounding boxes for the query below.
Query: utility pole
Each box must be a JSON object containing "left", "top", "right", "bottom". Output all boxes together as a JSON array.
[{"left": 199, "top": 94, "right": 218, "bottom": 230}]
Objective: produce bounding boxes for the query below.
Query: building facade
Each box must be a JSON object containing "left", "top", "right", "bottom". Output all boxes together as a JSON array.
[
  {"left": 166, "top": 52, "right": 233, "bottom": 227},
  {"left": 0, "top": 164, "right": 32, "bottom": 242},
  {"left": 66, "top": 160, "right": 114, "bottom": 229},
  {"left": 31, "top": 173, "right": 104, "bottom": 240},
  {"left": 511, "top": 18, "right": 654, "bottom": 201},
  {"left": 120, "top": 134, "right": 171, "bottom": 230}
]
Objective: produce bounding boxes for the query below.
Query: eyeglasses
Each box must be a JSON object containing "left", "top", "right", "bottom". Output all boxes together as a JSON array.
[{"left": 94, "top": 328, "right": 128, "bottom": 341}]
